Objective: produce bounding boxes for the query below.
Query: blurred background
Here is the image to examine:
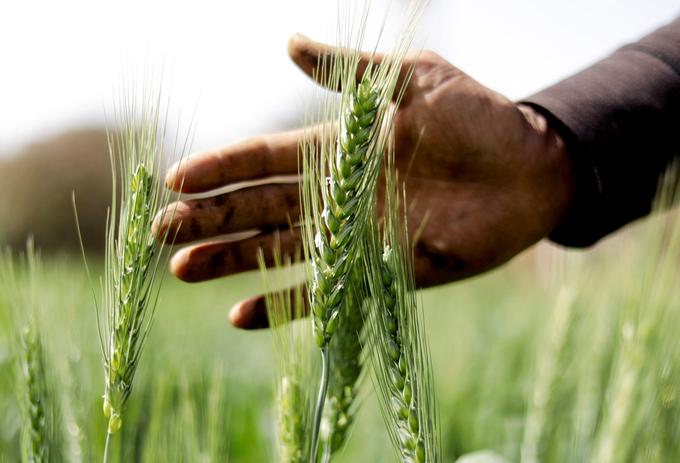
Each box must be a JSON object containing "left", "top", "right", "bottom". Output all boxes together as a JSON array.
[
  {"left": 1, "top": 0, "right": 678, "bottom": 251},
  {"left": 1, "top": 1, "right": 680, "bottom": 461}
]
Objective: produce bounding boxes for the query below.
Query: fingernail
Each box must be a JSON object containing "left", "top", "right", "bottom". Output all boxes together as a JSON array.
[
  {"left": 229, "top": 297, "right": 268, "bottom": 329},
  {"left": 228, "top": 304, "right": 242, "bottom": 326},
  {"left": 169, "top": 248, "right": 191, "bottom": 281},
  {"left": 289, "top": 33, "right": 312, "bottom": 56},
  {"left": 165, "top": 161, "right": 180, "bottom": 188},
  {"left": 150, "top": 209, "right": 165, "bottom": 238},
  {"left": 229, "top": 302, "right": 252, "bottom": 329}
]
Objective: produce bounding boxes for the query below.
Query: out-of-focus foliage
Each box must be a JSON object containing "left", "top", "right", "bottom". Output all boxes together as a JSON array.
[
  {"left": 1, "top": 200, "right": 680, "bottom": 462},
  {"left": 1, "top": 159, "right": 680, "bottom": 462},
  {"left": 0, "top": 129, "right": 111, "bottom": 252}
]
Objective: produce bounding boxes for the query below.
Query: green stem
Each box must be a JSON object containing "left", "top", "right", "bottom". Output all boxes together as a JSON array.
[
  {"left": 103, "top": 431, "right": 112, "bottom": 463},
  {"left": 322, "top": 445, "right": 332, "bottom": 463},
  {"left": 310, "top": 346, "right": 330, "bottom": 463}
]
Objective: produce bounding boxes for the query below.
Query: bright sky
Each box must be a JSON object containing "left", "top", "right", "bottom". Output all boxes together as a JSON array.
[{"left": 0, "top": 0, "right": 678, "bottom": 157}]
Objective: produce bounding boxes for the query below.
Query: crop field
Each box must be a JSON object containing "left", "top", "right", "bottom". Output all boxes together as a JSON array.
[
  {"left": 1, "top": 208, "right": 679, "bottom": 462},
  {"left": 1, "top": 3, "right": 679, "bottom": 462}
]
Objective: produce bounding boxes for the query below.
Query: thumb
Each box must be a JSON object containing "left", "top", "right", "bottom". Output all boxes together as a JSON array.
[
  {"left": 229, "top": 285, "right": 309, "bottom": 330},
  {"left": 288, "top": 33, "right": 412, "bottom": 100}
]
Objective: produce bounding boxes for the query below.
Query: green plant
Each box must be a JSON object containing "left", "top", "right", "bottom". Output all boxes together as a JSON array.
[
  {"left": 589, "top": 171, "right": 680, "bottom": 463},
  {"left": 320, "top": 268, "right": 365, "bottom": 459},
  {"left": 520, "top": 287, "right": 575, "bottom": 463},
  {"left": 75, "top": 83, "right": 186, "bottom": 462},
  {"left": 2, "top": 179, "right": 680, "bottom": 461},
  {"left": 0, "top": 245, "right": 63, "bottom": 463},
  {"left": 4, "top": 5, "right": 680, "bottom": 463},
  {"left": 259, "top": 246, "right": 315, "bottom": 463},
  {"left": 18, "top": 320, "right": 50, "bottom": 463},
  {"left": 299, "top": 2, "right": 426, "bottom": 459},
  {"left": 515, "top": 168, "right": 680, "bottom": 463},
  {"left": 363, "top": 171, "right": 441, "bottom": 463}
]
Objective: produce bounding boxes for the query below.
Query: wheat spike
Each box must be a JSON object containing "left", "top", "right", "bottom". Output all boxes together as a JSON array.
[
  {"left": 321, "top": 267, "right": 366, "bottom": 458},
  {"left": 1, "top": 245, "right": 63, "bottom": 463},
  {"left": 72, "top": 76, "right": 190, "bottom": 462},
  {"left": 258, "top": 246, "right": 315, "bottom": 463},
  {"left": 307, "top": 74, "right": 381, "bottom": 349},
  {"left": 20, "top": 321, "right": 50, "bottom": 463},
  {"left": 300, "top": 2, "right": 428, "bottom": 459},
  {"left": 364, "top": 171, "right": 440, "bottom": 463},
  {"left": 102, "top": 162, "right": 157, "bottom": 435}
]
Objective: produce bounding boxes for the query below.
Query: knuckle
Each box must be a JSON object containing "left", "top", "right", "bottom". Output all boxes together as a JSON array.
[{"left": 417, "top": 50, "right": 443, "bottom": 63}]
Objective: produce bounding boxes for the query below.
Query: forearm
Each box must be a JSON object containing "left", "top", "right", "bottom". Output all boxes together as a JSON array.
[{"left": 522, "top": 17, "right": 680, "bottom": 247}]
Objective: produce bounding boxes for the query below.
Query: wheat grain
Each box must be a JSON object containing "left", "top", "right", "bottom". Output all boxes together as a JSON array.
[
  {"left": 19, "top": 321, "right": 50, "bottom": 463},
  {"left": 321, "top": 268, "right": 365, "bottom": 459},
  {"left": 520, "top": 288, "right": 575, "bottom": 463},
  {"left": 101, "top": 161, "right": 159, "bottom": 436},
  {"left": 302, "top": 63, "right": 386, "bottom": 463},
  {"left": 300, "top": 2, "right": 428, "bottom": 459},
  {"left": 72, "top": 77, "right": 189, "bottom": 462},
  {"left": 1, "top": 245, "right": 62, "bottom": 463},
  {"left": 258, "top": 246, "right": 315, "bottom": 463},
  {"left": 363, "top": 166, "right": 440, "bottom": 463},
  {"left": 305, "top": 73, "right": 381, "bottom": 461},
  {"left": 306, "top": 74, "right": 381, "bottom": 350}
]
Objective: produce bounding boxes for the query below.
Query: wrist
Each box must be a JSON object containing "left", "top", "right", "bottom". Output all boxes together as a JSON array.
[{"left": 517, "top": 103, "right": 575, "bottom": 236}]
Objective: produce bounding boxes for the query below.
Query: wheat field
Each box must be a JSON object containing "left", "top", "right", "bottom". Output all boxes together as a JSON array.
[{"left": 1, "top": 202, "right": 679, "bottom": 462}]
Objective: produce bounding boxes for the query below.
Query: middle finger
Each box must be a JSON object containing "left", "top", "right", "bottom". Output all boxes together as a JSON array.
[{"left": 157, "top": 182, "right": 301, "bottom": 244}]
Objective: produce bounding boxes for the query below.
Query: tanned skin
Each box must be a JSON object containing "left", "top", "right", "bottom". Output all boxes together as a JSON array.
[{"left": 155, "top": 34, "right": 574, "bottom": 329}]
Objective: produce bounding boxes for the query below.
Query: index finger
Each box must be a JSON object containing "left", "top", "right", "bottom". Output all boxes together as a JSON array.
[
  {"left": 166, "top": 128, "right": 303, "bottom": 194},
  {"left": 288, "top": 33, "right": 416, "bottom": 102}
]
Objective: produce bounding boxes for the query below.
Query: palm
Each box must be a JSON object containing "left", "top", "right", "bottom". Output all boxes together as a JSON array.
[
  {"left": 156, "top": 37, "right": 573, "bottom": 328},
  {"left": 386, "top": 52, "right": 570, "bottom": 285}
]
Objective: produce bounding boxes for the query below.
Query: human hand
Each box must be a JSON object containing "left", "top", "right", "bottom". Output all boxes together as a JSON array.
[{"left": 156, "top": 34, "right": 574, "bottom": 328}]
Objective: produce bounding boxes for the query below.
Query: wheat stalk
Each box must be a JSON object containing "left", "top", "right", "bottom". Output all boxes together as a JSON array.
[
  {"left": 19, "top": 320, "right": 50, "bottom": 463},
  {"left": 320, "top": 266, "right": 366, "bottom": 459},
  {"left": 73, "top": 76, "right": 189, "bottom": 462},
  {"left": 258, "top": 246, "right": 316, "bottom": 463},
  {"left": 591, "top": 175, "right": 680, "bottom": 463},
  {"left": 304, "top": 72, "right": 381, "bottom": 351},
  {"left": 308, "top": 71, "right": 381, "bottom": 461},
  {"left": 101, "top": 160, "right": 157, "bottom": 436},
  {"left": 1, "top": 244, "right": 63, "bottom": 463},
  {"left": 300, "top": 3, "right": 426, "bottom": 458},
  {"left": 520, "top": 287, "right": 575, "bottom": 463},
  {"left": 301, "top": 61, "right": 383, "bottom": 463},
  {"left": 101, "top": 97, "right": 176, "bottom": 451},
  {"left": 364, "top": 171, "right": 440, "bottom": 463}
]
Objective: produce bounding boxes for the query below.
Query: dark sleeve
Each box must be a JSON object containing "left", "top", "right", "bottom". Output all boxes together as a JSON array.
[{"left": 521, "top": 17, "right": 680, "bottom": 247}]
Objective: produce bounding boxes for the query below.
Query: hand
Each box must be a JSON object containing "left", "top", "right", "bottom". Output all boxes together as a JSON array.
[{"left": 156, "top": 34, "right": 574, "bottom": 329}]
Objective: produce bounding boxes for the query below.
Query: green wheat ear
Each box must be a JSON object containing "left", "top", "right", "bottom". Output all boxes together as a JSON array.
[
  {"left": 364, "top": 169, "right": 441, "bottom": 463},
  {"left": 300, "top": 2, "right": 428, "bottom": 458},
  {"left": 101, "top": 89, "right": 181, "bottom": 438},
  {"left": 102, "top": 161, "right": 155, "bottom": 434},
  {"left": 321, "top": 265, "right": 366, "bottom": 458},
  {"left": 307, "top": 73, "right": 381, "bottom": 350},
  {"left": 73, "top": 76, "right": 191, "bottom": 461},
  {"left": 19, "top": 320, "right": 50, "bottom": 463},
  {"left": 1, "top": 244, "right": 64, "bottom": 463},
  {"left": 258, "top": 246, "right": 316, "bottom": 463}
]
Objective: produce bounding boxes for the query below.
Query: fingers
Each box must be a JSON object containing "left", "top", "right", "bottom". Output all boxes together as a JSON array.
[
  {"left": 166, "top": 129, "right": 303, "bottom": 193},
  {"left": 156, "top": 182, "right": 300, "bottom": 244},
  {"left": 288, "top": 33, "right": 413, "bottom": 101},
  {"left": 228, "top": 248, "right": 442, "bottom": 330},
  {"left": 228, "top": 242, "right": 447, "bottom": 330},
  {"left": 228, "top": 250, "right": 465, "bottom": 330},
  {"left": 229, "top": 288, "right": 308, "bottom": 330},
  {"left": 169, "top": 227, "right": 302, "bottom": 283},
  {"left": 229, "top": 295, "right": 269, "bottom": 329}
]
